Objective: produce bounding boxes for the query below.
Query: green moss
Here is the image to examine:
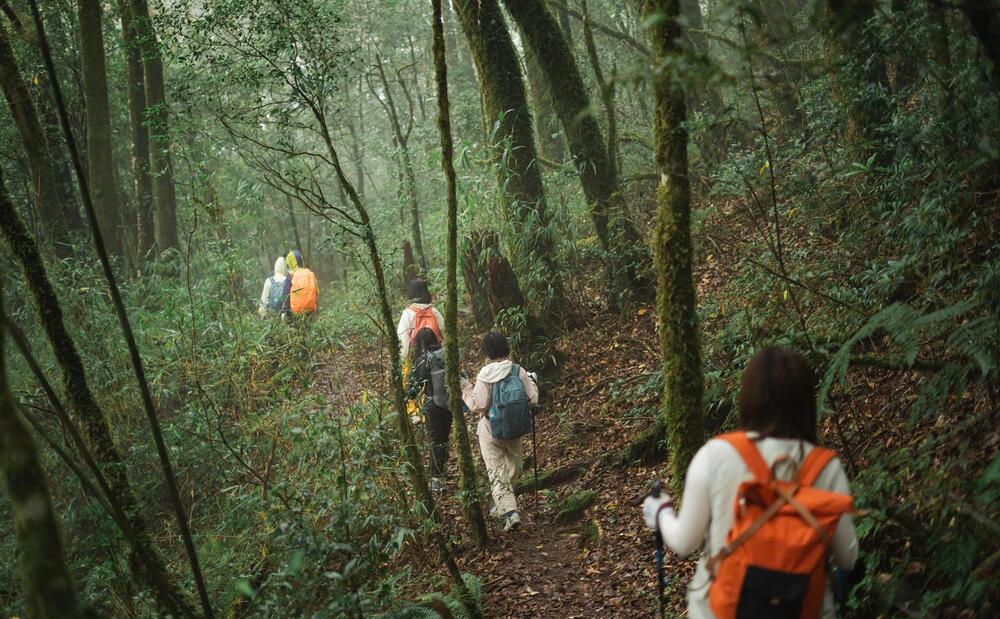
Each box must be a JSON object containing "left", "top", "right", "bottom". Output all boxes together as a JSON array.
[{"left": 553, "top": 490, "right": 597, "bottom": 524}]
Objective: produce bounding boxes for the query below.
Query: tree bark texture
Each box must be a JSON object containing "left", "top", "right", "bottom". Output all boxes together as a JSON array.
[
  {"left": 117, "top": 0, "right": 155, "bottom": 260},
  {"left": 461, "top": 232, "right": 496, "bottom": 329},
  {"left": 643, "top": 0, "right": 705, "bottom": 495},
  {"left": 0, "top": 183, "right": 80, "bottom": 619},
  {"left": 451, "top": 0, "right": 565, "bottom": 317},
  {"left": 0, "top": 22, "right": 75, "bottom": 249},
  {"left": 129, "top": 0, "right": 178, "bottom": 253},
  {"left": 961, "top": 0, "right": 1000, "bottom": 87},
  {"left": 524, "top": 43, "right": 564, "bottom": 162},
  {"left": 0, "top": 166, "right": 195, "bottom": 618},
  {"left": 432, "top": 0, "right": 491, "bottom": 547},
  {"left": 77, "top": 0, "right": 123, "bottom": 255},
  {"left": 824, "top": 0, "right": 891, "bottom": 151},
  {"left": 504, "top": 0, "right": 651, "bottom": 302}
]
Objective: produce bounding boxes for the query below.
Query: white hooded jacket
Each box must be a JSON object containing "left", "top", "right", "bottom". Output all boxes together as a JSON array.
[{"left": 258, "top": 257, "right": 289, "bottom": 317}]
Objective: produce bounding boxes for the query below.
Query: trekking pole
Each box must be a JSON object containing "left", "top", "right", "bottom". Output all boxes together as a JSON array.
[
  {"left": 531, "top": 407, "right": 539, "bottom": 509},
  {"left": 650, "top": 480, "right": 666, "bottom": 619}
]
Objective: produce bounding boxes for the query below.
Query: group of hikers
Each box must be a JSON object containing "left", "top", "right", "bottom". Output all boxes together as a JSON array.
[
  {"left": 258, "top": 261, "right": 859, "bottom": 616},
  {"left": 257, "top": 250, "right": 319, "bottom": 318},
  {"left": 398, "top": 278, "right": 538, "bottom": 533}
]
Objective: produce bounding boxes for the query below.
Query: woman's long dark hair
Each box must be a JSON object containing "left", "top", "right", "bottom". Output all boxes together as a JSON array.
[
  {"left": 412, "top": 327, "right": 441, "bottom": 358},
  {"left": 738, "top": 346, "right": 818, "bottom": 443},
  {"left": 407, "top": 278, "right": 432, "bottom": 304}
]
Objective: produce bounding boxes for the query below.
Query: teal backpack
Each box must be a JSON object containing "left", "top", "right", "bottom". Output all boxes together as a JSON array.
[
  {"left": 488, "top": 364, "right": 532, "bottom": 440},
  {"left": 266, "top": 277, "right": 285, "bottom": 311}
]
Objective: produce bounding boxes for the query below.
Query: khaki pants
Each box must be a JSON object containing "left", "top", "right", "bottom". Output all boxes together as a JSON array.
[{"left": 477, "top": 416, "right": 523, "bottom": 515}]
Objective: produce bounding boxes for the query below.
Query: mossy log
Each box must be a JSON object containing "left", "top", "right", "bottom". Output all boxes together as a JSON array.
[
  {"left": 515, "top": 460, "right": 587, "bottom": 495},
  {"left": 553, "top": 489, "right": 597, "bottom": 524}
]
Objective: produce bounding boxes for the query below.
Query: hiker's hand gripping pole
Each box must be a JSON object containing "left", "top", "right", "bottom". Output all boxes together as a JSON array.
[{"left": 642, "top": 481, "right": 674, "bottom": 618}]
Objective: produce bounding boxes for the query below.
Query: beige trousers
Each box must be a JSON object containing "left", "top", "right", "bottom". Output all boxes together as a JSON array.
[{"left": 477, "top": 416, "right": 523, "bottom": 515}]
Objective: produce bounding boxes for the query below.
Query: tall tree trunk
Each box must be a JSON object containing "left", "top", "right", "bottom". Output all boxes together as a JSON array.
[
  {"left": 77, "top": 0, "right": 123, "bottom": 255},
  {"left": 643, "top": 0, "right": 704, "bottom": 496},
  {"left": 0, "top": 210, "right": 81, "bottom": 619},
  {"left": 504, "top": 0, "right": 651, "bottom": 302},
  {"left": 117, "top": 0, "right": 155, "bottom": 261},
  {"left": 129, "top": 0, "right": 178, "bottom": 253},
  {"left": 431, "top": 0, "right": 490, "bottom": 548},
  {"left": 0, "top": 22, "right": 74, "bottom": 250},
  {"left": 0, "top": 165, "right": 195, "bottom": 618},
  {"left": 524, "top": 43, "right": 564, "bottom": 162},
  {"left": 451, "top": 0, "right": 566, "bottom": 318},
  {"left": 370, "top": 52, "right": 429, "bottom": 272},
  {"left": 961, "top": 0, "right": 1000, "bottom": 86},
  {"left": 462, "top": 232, "right": 495, "bottom": 329},
  {"left": 824, "top": 0, "right": 891, "bottom": 153}
]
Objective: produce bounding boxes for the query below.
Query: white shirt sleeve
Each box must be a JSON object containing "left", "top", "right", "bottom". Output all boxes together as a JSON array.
[
  {"left": 520, "top": 367, "right": 539, "bottom": 405},
  {"left": 258, "top": 278, "right": 272, "bottom": 317},
  {"left": 823, "top": 457, "right": 859, "bottom": 570},
  {"left": 397, "top": 309, "right": 413, "bottom": 358},
  {"left": 433, "top": 307, "right": 445, "bottom": 339},
  {"left": 657, "top": 443, "right": 713, "bottom": 557}
]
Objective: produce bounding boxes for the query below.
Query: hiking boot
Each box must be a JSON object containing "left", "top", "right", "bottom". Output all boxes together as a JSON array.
[
  {"left": 431, "top": 477, "right": 444, "bottom": 493},
  {"left": 502, "top": 510, "right": 521, "bottom": 532}
]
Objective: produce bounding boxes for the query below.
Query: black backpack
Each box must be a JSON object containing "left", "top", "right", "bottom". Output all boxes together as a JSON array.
[{"left": 425, "top": 348, "right": 449, "bottom": 409}]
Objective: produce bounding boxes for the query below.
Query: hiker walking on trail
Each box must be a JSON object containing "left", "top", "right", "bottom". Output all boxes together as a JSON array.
[
  {"left": 462, "top": 331, "right": 538, "bottom": 532},
  {"left": 258, "top": 256, "right": 289, "bottom": 318},
  {"left": 397, "top": 278, "right": 444, "bottom": 360},
  {"left": 282, "top": 250, "right": 318, "bottom": 316},
  {"left": 642, "top": 347, "right": 858, "bottom": 619},
  {"left": 406, "top": 327, "right": 452, "bottom": 492}
]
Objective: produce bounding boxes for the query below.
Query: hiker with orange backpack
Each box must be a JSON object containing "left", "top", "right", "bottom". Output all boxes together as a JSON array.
[
  {"left": 282, "top": 250, "right": 318, "bottom": 317},
  {"left": 396, "top": 278, "right": 444, "bottom": 360},
  {"left": 642, "top": 347, "right": 858, "bottom": 618}
]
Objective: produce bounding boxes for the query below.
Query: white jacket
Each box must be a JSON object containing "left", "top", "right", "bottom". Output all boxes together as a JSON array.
[
  {"left": 258, "top": 257, "right": 289, "bottom": 318},
  {"left": 655, "top": 434, "right": 858, "bottom": 619},
  {"left": 396, "top": 303, "right": 445, "bottom": 358}
]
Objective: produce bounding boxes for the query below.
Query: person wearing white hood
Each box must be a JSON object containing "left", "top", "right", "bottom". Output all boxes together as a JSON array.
[
  {"left": 258, "top": 256, "right": 289, "bottom": 318},
  {"left": 461, "top": 331, "right": 539, "bottom": 532}
]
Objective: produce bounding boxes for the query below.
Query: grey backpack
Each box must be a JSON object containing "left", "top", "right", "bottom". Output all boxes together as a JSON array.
[{"left": 425, "top": 349, "right": 449, "bottom": 409}]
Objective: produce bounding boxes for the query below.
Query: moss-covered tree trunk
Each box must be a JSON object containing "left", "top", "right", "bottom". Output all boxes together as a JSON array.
[
  {"left": 643, "top": 0, "right": 704, "bottom": 495},
  {"left": 0, "top": 256, "right": 81, "bottom": 619},
  {"left": 0, "top": 22, "right": 75, "bottom": 249},
  {"left": 451, "top": 0, "right": 565, "bottom": 318},
  {"left": 504, "top": 0, "right": 651, "bottom": 302},
  {"left": 77, "top": 0, "right": 123, "bottom": 256},
  {"left": 0, "top": 166, "right": 195, "bottom": 618},
  {"left": 432, "top": 0, "right": 490, "bottom": 548},
  {"left": 462, "top": 232, "right": 496, "bottom": 329},
  {"left": 117, "top": 0, "right": 155, "bottom": 261},
  {"left": 127, "top": 0, "right": 178, "bottom": 253},
  {"left": 961, "top": 0, "right": 1000, "bottom": 86},
  {"left": 824, "top": 0, "right": 891, "bottom": 152},
  {"left": 524, "top": 44, "right": 564, "bottom": 162}
]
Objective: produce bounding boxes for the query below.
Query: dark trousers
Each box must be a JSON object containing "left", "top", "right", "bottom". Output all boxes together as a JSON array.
[{"left": 426, "top": 404, "right": 453, "bottom": 477}]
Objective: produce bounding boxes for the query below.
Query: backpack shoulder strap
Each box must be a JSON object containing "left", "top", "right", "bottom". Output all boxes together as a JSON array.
[
  {"left": 797, "top": 446, "right": 837, "bottom": 487},
  {"left": 717, "top": 432, "right": 771, "bottom": 482},
  {"left": 510, "top": 363, "right": 520, "bottom": 379}
]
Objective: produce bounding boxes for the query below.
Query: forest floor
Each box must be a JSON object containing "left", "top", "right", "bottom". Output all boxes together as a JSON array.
[{"left": 314, "top": 308, "right": 695, "bottom": 618}]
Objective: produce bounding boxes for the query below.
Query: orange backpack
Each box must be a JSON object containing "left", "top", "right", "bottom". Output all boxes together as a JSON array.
[
  {"left": 409, "top": 304, "right": 442, "bottom": 344},
  {"left": 707, "top": 432, "right": 852, "bottom": 619},
  {"left": 290, "top": 268, "right": 318, "bottom": 314}
]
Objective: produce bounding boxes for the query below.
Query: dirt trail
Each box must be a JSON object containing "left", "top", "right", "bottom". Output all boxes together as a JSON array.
[{"left": 313, "top": 314, "right": 694, "bottom": 617}]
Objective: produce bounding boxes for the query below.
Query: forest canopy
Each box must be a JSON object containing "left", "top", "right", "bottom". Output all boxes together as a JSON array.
[{"left": 0, "top": 0, "right": 997, "bottom": 617}]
